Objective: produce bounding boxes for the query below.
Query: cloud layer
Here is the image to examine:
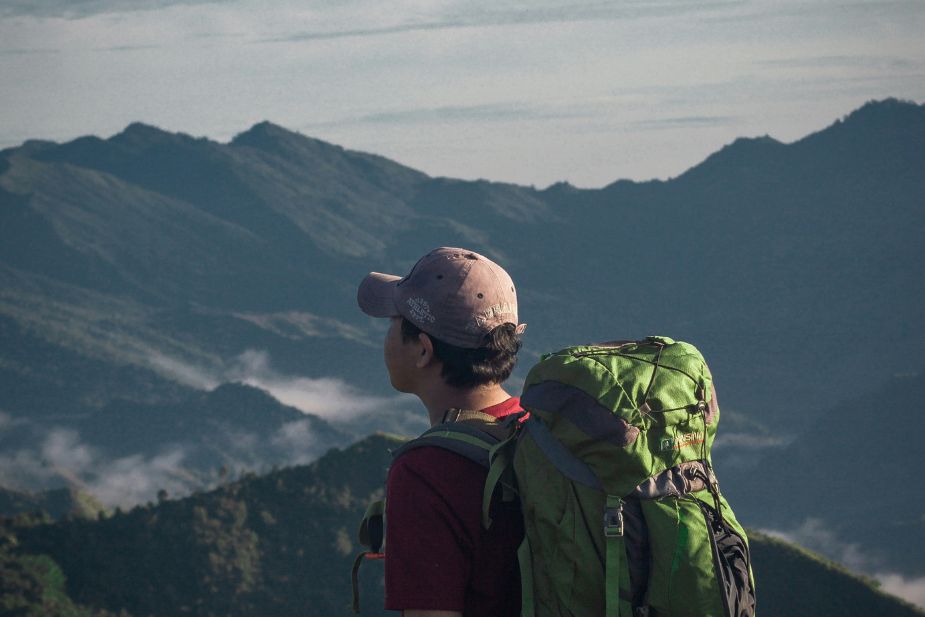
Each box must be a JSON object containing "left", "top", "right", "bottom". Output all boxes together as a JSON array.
[
  {"left": 149, "top": 348, "right": 403, "bottom": 421},
  {"left": 0, "top": 428, "right": 193, "bottom": 508},
  {"left": 1, "top": 347, "right": 412, "bottom": 508}
]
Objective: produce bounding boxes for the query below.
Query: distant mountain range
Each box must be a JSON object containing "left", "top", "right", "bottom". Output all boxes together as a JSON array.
[
  {"left": 1, "top": 98, "right": 923, "bottom": 593},
  {"left": 2, "top": 434, "right": 922, "bottom": 617}
]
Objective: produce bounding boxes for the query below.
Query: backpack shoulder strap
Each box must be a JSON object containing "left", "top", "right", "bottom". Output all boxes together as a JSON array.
[
  {"left": 390, "top": 415, "right": 511, "bottom": 468},
  {"left": 442, "top": 407, "right": 501, "bottom": 424}
]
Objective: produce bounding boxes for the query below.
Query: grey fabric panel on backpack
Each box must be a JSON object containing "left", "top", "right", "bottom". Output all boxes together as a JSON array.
[
  {"left": 633, "top": 460, "right": 716, "bottom": 500},
  {"left": 523, "top": 415, "right": 602, "bottom": 490},
  {"left": 521, "top": 380, "right": 640, "bottom": 447}
]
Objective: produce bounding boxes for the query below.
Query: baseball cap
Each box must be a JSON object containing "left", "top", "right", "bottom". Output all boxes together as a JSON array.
[{"left": 357, "top": 247, "right": 525, "bottom": 349}]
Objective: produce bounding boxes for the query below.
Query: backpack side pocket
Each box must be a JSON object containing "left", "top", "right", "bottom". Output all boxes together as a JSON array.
[{"left": 695, "top": 498, "right": 756, "bottom": 617}]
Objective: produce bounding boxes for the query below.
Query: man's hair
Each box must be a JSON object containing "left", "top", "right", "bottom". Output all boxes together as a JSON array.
[{"left": 400, "top": 318, "right": 521, "bottom": 388}]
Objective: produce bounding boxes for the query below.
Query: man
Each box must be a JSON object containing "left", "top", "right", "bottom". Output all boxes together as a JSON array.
[{"left": 356, "top": 246, "right": 526, "bottom": 617}]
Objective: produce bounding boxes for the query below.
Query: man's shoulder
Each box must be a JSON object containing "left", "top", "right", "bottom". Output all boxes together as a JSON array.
[{"left": 390, "top": 444, "right": 487, "bottom": 477}]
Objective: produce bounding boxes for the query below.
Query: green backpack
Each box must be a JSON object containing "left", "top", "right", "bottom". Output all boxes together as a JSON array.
[
  {"left": 354, "top": 336, "right": 756, "bottom": 617},
  {"left": 509, "top": 336, "right": 755, "bottom": 617}
]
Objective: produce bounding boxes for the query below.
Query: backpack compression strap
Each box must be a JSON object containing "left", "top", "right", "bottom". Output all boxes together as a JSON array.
[{"left": 515, "top": 415, "right": 633, "bottom": 617}]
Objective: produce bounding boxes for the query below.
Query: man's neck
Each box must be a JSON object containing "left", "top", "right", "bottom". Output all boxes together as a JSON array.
[{"left": 416, "top": 383, "right": 512, "bottom": 427}]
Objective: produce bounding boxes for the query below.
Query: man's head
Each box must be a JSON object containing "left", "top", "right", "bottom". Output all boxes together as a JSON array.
[{"left": 357, "top": 247, "right": 525, "bottom": 391}]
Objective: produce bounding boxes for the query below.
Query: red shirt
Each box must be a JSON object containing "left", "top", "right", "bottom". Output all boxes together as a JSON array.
[{"left": 384, "top": 397, "right": 524, "bottom": 615}]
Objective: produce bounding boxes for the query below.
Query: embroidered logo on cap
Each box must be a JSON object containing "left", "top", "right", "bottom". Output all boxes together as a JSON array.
[
  {"left": 406, "top": 298, "right": 436, "bottom": 323},
  {"left": 466, "top": 302, "right": 516, "bottom": 332}
]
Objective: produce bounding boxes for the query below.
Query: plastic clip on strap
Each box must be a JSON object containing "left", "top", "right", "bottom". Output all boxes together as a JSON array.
[{"left": 604, "top": 495, "right": 627, "bottom": 617}]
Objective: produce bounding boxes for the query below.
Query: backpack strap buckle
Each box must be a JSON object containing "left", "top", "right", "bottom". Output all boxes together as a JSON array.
[{"left": 603, "top": 498, "right": 624, "bottom": 538}]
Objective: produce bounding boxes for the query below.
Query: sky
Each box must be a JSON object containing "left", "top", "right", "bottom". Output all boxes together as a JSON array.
[{"left": 1, "top": 0, "right": 923, "bottom": 187}]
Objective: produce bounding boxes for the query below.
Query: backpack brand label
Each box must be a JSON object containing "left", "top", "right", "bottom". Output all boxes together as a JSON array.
[{"left": 660, "top": 431, "right": 705, "bottom": 451}]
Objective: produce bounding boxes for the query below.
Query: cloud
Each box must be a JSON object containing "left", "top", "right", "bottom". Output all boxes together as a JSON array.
[
  {"left": 0, "top": 407, "right": 361, "bottom": 509},
  {"left": 759, "top": 519, "right": 925, "bottom": 608},
  {"left": 147, "top": 352, "right": 219, "bottom": 390},
  {"left": 357, "top": 103, "right": 531, "bottom": 125},
  {"left": 92, "top": 44, "right": 163, "bottom": 52},
  {"left": 147, "top": 347, "right": 404, "bottom": 421},
  {"left": 271, "top": 419, "right": 323, "bottom": 466},
  {"left": 756, "top": 55, "right": 917, "bottom": 70},
  {"left": 3, "top": 347, "right": 405, "bottom": 508},
  {"left": 230, "top": 311, "right": 375, "bottom": 348},
  {"left": 702, "top": 0, "right": 925, "bottom": 26},
  {"left": 265, "top": 0, "right": 743, "bottom": 44},
  {"left": 1, "top": 0, "right": 744, "bottom": 23},
  {"left": 760, "top": 518, "right": 869, "bottom": 571},
  {"left": 84, "top": 448, "right": 191, "bottom": 508},
  {"left": 876, "top": 574, "right": 925, "bottom": 609},
  {"left": 0, "top": 428, "right": 195, "bottom": 509},
  {"left": 42, "top": 428, "right": 95, "bottom": 472},
  {"left": 352, "top": 102, "right": 588, "bottom": 127},
  {"left": 297, "top": 102, "right": 594, "bottom": 136},
  {"left": 0, "top": 0, "right": 225, "bottom": 19},
  {"left": 712, "top": 432, "right": 789, "bottom": 449},
  {"left": 227, "top": 349, "right": 393, "bottom": 420},
  {"left": 631, "top": 115, "right": 738, "bottom": 130},
  {"left": 0, "top": 47, "right": 61, "bottom": 55},
  {"left": 0, "top": 443, "right": 59, "bottom": 486}
]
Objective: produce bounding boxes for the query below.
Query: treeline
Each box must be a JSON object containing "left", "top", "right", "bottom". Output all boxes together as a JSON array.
[{"left": 2, "top": 434, "right": 397, "bottom": 617}]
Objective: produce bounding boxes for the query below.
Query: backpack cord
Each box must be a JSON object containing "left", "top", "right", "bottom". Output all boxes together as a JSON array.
[
  {"left": 697, "top": 397, "right": 724, "bottom": 526},
  {"left": 640, "top": 341, "right": 665, "bottom": 413}
]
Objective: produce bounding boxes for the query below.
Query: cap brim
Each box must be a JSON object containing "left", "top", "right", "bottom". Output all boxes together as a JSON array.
[{"left": 357, "top": 272, "right": 402, "bottom": 318}]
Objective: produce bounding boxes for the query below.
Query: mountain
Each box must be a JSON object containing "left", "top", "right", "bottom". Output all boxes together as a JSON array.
[
  {"left": 0, "top": 98, "right": 922, "bottom": 578},
  {"left": 722, "top": 371, "right": 925, "bottom": 576},
  {"left": 2, "top": 434, "right": 922, "bottom": 617},
  {"left": 2, "top": 99, "right": 921, "bottom": 424}
]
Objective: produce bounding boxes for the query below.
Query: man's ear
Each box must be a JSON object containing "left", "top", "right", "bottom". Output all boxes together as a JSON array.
[{"left": 416, "top": 332, "right": 436, "bottom": 369}]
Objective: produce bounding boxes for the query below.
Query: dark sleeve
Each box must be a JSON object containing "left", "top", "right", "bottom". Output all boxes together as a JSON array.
[{"left": 383, "top": 448, "right": 479, "bottom": 611}]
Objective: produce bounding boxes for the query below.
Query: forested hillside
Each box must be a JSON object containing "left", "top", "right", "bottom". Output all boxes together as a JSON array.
[{"left": 2, "top": 435, "right": 922, "bottom": 617}]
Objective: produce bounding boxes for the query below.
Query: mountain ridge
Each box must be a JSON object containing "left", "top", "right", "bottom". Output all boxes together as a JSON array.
[{"left": 0, "top": 98, "right": 922, "bottom": 587}]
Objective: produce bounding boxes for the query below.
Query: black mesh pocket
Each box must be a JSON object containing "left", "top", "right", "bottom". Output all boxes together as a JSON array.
[{"left": 701, "top": 502, "right": 756, "bottom": 617}]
